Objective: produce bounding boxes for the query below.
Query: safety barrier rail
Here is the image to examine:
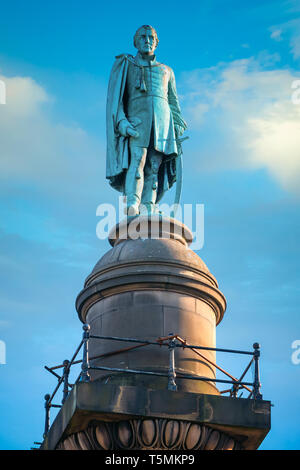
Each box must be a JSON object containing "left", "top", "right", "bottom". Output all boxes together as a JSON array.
[{"left": 40, "top": 324, "right": 262, "bottom": 441}]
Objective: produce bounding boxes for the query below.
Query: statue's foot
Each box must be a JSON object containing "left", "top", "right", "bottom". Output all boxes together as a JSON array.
[
  {"left": 126, "top": 204, "right": 140, "bottom": 216},
  {"left": 139, "top": 203, "right": 160, "bottom": 216},
  {"left": 139, "top": 204, "right": 149, "bottom": 216}
]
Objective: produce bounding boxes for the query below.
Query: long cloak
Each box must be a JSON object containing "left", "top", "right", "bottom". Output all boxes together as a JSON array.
[{"left": 106, "top": 54, "right": 177, "bottom": 202}]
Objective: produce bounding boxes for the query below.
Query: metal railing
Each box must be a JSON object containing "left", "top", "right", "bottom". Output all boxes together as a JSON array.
[{"left": 41, "top": 324, "right": 263, "bottom": 440}]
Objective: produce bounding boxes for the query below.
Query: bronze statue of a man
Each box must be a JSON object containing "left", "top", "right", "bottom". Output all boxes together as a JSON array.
[{"left": 106, "top": 25, "right": 187, "bottom": 215}]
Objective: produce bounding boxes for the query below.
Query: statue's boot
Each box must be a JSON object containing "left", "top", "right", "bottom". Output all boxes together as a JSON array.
[{"left": 125, "top": 146, "right": 147, "bottom": 216}]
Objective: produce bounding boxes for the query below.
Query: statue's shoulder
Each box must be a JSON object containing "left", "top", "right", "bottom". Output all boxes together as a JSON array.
[
  {"left": 166, "top": 64, "right": 175, "bottom": 74},
  {"left": 158, "top": 61, "right": 174, "bottom": 75},
  {"left": 114, "top": 53, "right": 135, "bottom": 62},
  {"left": 109, "top": 54, "right": 133, "bottom": 77},
  {"left": 110, "top": 54, "right": 136, "bottom": 74}
]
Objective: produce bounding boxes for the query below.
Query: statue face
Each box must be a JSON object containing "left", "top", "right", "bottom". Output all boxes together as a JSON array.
[{"left": 135, "top": 28, "right": 157, "bottom": 55}]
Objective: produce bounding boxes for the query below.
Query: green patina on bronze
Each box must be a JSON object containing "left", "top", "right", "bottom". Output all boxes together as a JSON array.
[{"left": 106, "top": 25, "right": 187, "bottom": 216}]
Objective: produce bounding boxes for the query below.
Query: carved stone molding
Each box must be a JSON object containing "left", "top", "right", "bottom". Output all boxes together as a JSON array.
[{"left": 56, "top": 419, "right": 242, "bottom": 450}]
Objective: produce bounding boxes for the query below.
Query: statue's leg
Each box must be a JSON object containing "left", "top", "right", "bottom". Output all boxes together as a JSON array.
[
  {"left": 125, "top": 145, "right": 147, "bottom": 216},
  {"left": 141, "top": 149, "right": 163, "bottom": 215}
]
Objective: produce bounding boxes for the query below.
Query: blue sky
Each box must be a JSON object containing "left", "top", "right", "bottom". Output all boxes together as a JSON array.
[{"left": 0, "top": 0, "right": 300, "bottom": 450}]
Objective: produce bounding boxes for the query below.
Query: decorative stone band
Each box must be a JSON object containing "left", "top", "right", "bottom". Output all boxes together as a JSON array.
[
  {"left": 56, "top": 419, "right": 242, "bottom": 450},
  {"left": 76, "top": 263, "right": 226, "bottom": 325}
]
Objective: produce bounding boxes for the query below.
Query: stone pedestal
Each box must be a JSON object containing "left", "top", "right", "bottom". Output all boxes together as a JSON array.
[
  {"left": 76, "top": 216, "right": 226, "bottom": 395},
  {"left": 41, "top": 216, "right": 271, "bottom": 451}
]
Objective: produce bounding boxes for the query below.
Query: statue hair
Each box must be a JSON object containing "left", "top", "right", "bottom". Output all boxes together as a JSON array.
[{"left": 133, "top": 25, "right": 159, "bottom": 48}]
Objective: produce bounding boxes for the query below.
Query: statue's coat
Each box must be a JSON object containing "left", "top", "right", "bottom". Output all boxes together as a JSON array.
[{"left": 106, "top": 54, "right": 186, "bottom": 201}]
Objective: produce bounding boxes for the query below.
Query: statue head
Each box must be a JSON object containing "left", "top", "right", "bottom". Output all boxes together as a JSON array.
[{"left": 134, "top": 25, "right": 159, "bottom": 56}]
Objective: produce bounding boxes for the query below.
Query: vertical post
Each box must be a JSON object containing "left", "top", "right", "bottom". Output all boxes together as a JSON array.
[
  {"left": 62, "top": 359, "right": 70, "bottom": 404},
  {"left": 231, "top": 382, "right": 238, "bottom": 398},
  {"left": 253, "top": 342, "right": 262, "bottom": 399},
  {"left": 43, "top": 394, "right": 51, "bottom": 439},
  {"left": 81, "top": 324, "right": 91, "bottom": 382},
  {"left": 168, "top": 334, "right": 177, "bottom": 391}
]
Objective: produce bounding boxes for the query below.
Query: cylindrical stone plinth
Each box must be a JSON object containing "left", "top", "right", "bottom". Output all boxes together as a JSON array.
[{"left": 76, "top": 216, "right": 226, "bottom": 395}]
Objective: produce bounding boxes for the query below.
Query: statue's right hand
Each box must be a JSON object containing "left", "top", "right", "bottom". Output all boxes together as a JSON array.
[
  {"left": 118, "top": 119, "right": 139, "bottom": 138},
  {"left": 127, "top": 127, "right": 139, "bottom": 138}
]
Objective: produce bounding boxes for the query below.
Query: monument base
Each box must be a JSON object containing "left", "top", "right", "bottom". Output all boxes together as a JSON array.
[
  {"left": 40, "top": 215, "right": 271, "bottom": 450},
  {"left": 41, "top": 382, "right": 271, "bottom": 450}
]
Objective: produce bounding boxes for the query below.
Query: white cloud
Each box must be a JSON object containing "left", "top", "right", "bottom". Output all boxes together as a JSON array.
[
  {"left": 270, "top": 29, "right": 283, "bottom": 41},
  {"left": 269, "top": 17, "right": 300, "bottom": 60},
  {"left": 290, "top": 29, "right": 300, "bottom": 59},
  {"left": 0, "top": 72, "right": 110, "bottom": 261},
  {"left": 2, "top": 75, "right": 49, "bottom": 116},
  {"left": 247, "top": 105, "right": 300, "bottom": 192},
  {"left": 0, "top": 73, "right": 104, "bottom": 200},
  {"left": 284, "top": 18, "right": 300, "bottom": 60},
  {"left": 181, "top": 57, "right": 300, "bottom": 193}
]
